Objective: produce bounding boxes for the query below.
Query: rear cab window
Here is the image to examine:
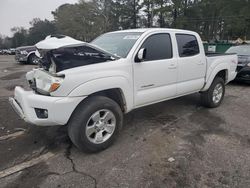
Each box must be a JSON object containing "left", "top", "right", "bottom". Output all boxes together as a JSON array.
[
  {"left": 176, "top": 34, "right": 200, "bottom": 57},
  {"left": 140, "top": 33, "right": 173, "bottom": 61}
]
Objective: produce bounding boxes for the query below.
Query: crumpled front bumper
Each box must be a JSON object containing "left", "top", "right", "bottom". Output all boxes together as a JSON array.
[{"left": 9, "top": 86, "right": 86, "bottom": 126}]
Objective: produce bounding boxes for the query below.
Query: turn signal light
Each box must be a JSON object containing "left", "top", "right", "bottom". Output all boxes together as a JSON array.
[{"left": 49, "top": 83, "right": 61, "bottom": 92}]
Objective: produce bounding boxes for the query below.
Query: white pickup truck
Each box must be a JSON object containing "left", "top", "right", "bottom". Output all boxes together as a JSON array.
[{"left": 9, "top": 29, "right": 238, "bottom": 152}]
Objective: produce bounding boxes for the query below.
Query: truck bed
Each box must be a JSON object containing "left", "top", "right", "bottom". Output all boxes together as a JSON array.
[
  {"left": 205, "top": 52, "right": 236, "bottom": 57},
  {"left": 205, "top": 52, "right": 238, "bottom": 85}
]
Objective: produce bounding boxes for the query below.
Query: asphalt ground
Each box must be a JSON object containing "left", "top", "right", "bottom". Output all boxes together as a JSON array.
[{"left": 0, "top": 55, "right": 250, "bottom": 188}]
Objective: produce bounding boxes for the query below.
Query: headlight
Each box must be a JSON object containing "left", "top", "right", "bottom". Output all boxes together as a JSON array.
[
  {"left": 20, "top": 50, "right": 28, "bottom": 55},
  {"left": 36, "top": 75, "right": 64, "bottom": 93},
  {"left": 247, "top": 63, "right": 250, "bottom": 67}
]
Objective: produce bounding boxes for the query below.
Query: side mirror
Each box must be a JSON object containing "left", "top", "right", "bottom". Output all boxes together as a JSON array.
[{"left": 135, "top": 48, "right": 146, "bottom": 63}]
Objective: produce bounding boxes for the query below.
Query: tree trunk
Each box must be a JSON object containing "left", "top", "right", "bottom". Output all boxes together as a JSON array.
[
  {"left": 133, "top": 0, "right": 137, "bottom": 28},
  {"left": 147, "top": 1, "right": 151, "bottom": 27},
  {"left": 159, "top": 0, "right": 164, "bottom": 27}
]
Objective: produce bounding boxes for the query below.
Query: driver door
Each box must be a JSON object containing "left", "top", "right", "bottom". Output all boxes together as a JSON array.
[{"left": 133, "top": 33, "right": 178, "bottom": 107}]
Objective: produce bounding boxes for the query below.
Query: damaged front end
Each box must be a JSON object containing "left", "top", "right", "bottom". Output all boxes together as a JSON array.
[
  {"left": 26, "top": 69, "right": 65, "bottom": 96},
  {"left": 27, "top": 35, "right": 119, "bottom": 95}
]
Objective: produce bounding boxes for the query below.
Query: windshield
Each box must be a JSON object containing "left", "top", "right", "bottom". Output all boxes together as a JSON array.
[
  {"left": 91, "top": 32, "right": 143, "bottom": 58},
  {"left": 226, "top": 46, "right": 250, "bottom": 56}
]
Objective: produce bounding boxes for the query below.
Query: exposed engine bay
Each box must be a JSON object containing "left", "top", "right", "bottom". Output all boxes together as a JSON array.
[{"left": 35, "top": 35, "right": 119, "bottom": 73}]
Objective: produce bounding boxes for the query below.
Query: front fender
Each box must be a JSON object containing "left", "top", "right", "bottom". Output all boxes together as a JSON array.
[{"left": 68, "top": 76, "right": 134, "bottom": 112}]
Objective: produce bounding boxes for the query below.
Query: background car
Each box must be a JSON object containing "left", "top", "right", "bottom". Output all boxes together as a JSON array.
[
  {"left": 9, "top": 48, "right": 16, "bottom": 55},
  {"left": 15, "top": 46, "right": 39, "bottom": 64},
  {"left": 2, "top": 49, "right": 10, "bottom": 55},
  {"left": 226, "top": 45, "right": 250, "bottom": 83},
  {"left": 0, "top": 48, "right": 15, "bottom": 55}
]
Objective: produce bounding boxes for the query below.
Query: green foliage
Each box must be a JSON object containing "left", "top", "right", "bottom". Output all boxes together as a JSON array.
[
  {"left": 0, "top": 35, "right": 12, "bottom": 49},
  {"left": 1, "top": 0, "right": 250, "bottom": 49},
  {"left": 168, "top": 0, "right": 250, "bottom": 41},
  {"left": 27, "top": 18, "right": 58, "bottom": 44},
  {"left": 52, "top": 2, "right": 107, "bottom": 41},
  {"left": 10, "top": 27, "right": 28, "bottom": 47},
  {"left": 1, "top": 19, "right": 58, "bottom": 48}
]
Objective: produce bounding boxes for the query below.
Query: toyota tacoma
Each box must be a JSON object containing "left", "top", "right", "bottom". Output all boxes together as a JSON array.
[{"left": 9, "top": 28, "right": 238, "bottom": 152}]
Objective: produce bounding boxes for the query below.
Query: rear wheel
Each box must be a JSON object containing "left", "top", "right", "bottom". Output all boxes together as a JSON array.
[
  {"left": 68, "top": 96, "right": 123, "bottom": 153},
  {"left": 201, "top": 77, "right": 225, "bottom": 108}
]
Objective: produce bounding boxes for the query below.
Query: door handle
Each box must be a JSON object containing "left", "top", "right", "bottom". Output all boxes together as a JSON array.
[
  {"left": 168, "top": 63, "right": 177, "bottom": 69},
  {"left": 197, "top": 60, "right": 204, "bottom": 65}
]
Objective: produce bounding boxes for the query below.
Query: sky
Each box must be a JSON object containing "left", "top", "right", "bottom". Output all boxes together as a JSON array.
[{"left": 0, "top": 0, "right": 78, "bottom": 37}]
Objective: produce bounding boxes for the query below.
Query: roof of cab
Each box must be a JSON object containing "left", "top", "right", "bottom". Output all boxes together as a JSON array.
[
  {"left": 109, "top": 28, "right": 197, "bottom": 35},
  {"left": 35, "top": 28, "right": 198, "bottom": 50}
]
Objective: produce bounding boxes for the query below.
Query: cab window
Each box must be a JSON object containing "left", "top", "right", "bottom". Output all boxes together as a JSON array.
[
  {"left": 140, "top": 33, "right": 173, "bottom": 61},
  {"left": 176, "top": 34, "right": 200, "bottom": 57}
]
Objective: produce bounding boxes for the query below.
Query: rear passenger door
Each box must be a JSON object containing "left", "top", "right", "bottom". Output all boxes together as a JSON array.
[
  {"left": 175, "top": 34, "right": 206, "bottom": 95},
  {"left": 133, "top": 33, "right": 178, "bottom": 107}
]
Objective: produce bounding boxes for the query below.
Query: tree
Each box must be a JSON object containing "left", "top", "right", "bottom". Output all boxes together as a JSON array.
[
  {"left": 11, "top": 27, "right": 28, "bottom": 47},
  {"left": 53, "top": 2, "right": 106, "bottom": 41},
  {"left": 27, "top": 18, "right": 58, "bottom": 45},
  {"left": 2, "top": 0, "right": 250, "bottom": 48},
  {"left": 141, "top": 0, "right": 154, "bottom": 27}
]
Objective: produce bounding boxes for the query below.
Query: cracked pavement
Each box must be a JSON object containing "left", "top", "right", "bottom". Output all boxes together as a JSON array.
[{"left": 0, "top": 55, "right": 250, "bottom": 188}]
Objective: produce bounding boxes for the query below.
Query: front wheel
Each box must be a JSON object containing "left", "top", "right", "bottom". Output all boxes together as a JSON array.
[
  {"left": 68, "top": 96, "right": 123, "bottom": 153},
  {"left": 201, "top": 77, "right": 225, "bottom": 108},
  {"left": 28, "top": 54, "right": 39, "bottom": 64}
]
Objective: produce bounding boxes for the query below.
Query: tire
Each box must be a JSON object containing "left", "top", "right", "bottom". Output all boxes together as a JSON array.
[
  {"left": 68, "top": 96, "right": 123, "bottom": 153},
  {"left": 201, "top": 77, "right": 225, "bottom": 108},
  {"left": 28, "top": 54, "right": 39, "bottom": 64}
]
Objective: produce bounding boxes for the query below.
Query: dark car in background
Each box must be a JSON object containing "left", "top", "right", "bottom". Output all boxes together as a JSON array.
[
  {"left": 226, "top": 45, "right": 250, "bottom": 82},
  {"left": 15, "top": 46, "right": 39, "bottom": 64}
]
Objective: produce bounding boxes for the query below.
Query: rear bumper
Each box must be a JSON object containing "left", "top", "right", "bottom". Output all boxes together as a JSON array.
[{"left": 9, "top": 86, "right": 86, "bottom": 126}]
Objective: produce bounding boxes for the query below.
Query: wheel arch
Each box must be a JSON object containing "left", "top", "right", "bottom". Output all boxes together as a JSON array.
[
  {"left": 27, "top": 51, "right": 36, "bottom": 62},
  {"left": 68, "top": 76, "right": 133, "bottom": 113},
  {"left": 216, "top": 69, "right": 228, "bottom": 82},
  {"left": 66, "top": 88, "right": 126, "bottom": 126},
  {"left": 202, "top": 66, "right": 229, "bottom": 92},
  {"left": 88, "top": 88, "right": 127, "bottom": 112}
]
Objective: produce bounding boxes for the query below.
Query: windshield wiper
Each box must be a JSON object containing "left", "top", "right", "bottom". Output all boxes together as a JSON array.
[{"left": 86, "top": 53, "right": 117, "bottom": 61}]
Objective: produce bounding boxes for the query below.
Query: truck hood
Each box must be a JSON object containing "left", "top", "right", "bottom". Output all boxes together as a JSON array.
[
  {"left": 35, "top": 36, "right": 84, "bottom": 50},
  {"left": 34, "top": 35, "right": 120, "bottom": 73},
  {"left": 35, "top": 35, "right": 119, "bottom": 59}
]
